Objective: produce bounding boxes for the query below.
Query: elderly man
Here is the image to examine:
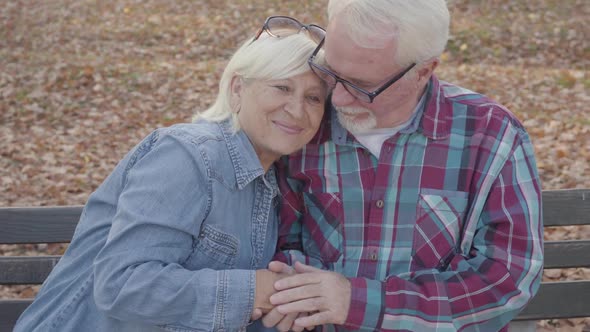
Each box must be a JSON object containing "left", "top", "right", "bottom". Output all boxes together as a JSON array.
[{"left": 261, "top": 0, "right": 543, "bottom": 331}]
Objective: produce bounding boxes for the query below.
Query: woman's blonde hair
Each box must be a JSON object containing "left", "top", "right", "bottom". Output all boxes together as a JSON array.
[{"left": 194, "top": 31, "right": 325, "bottom": 131}]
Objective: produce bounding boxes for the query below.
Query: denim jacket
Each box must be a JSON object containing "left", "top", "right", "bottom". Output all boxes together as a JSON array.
[{"left": 14, "top": 120, "right": 279, "bottom": 332}]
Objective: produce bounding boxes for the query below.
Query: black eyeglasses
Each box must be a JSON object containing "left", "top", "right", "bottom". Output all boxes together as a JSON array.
[
  {"left": 252, "top": 16, "right": 325, "bottom": 44},
  {"left": 308, "top": 38, "right": 416, "bottom": 103}
]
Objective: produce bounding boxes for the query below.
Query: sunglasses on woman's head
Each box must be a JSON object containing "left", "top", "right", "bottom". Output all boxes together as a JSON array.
[{"left": 251, "top": 16, "right": 325, "bottom": 44}]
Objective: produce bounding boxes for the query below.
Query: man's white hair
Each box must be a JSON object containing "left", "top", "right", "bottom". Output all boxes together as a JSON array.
[{"left": 327, "top": 0, "right": 450, "bottom": 66}]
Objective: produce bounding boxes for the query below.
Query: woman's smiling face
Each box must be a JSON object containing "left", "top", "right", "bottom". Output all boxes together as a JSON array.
[{"left": 234, "top": 71, "right": 327, "bottom": 170}]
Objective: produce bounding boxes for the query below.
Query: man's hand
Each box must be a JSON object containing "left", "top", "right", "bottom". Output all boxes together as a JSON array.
[
  {"left": 261, "top": 261, "right": 308, "bottom": 332},
  {"left": 269, "top": 261, "right": 351, "bottom": 328}
]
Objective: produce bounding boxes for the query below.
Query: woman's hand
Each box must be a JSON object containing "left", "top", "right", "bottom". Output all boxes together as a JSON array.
[
  {"left": 254, "top": 269, "right": 284, "bottom": 312},
  {"left": 261, "top": 261, "right": 315, "bottom": 332}
]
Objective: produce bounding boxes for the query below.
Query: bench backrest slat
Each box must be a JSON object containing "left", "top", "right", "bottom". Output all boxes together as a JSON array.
[
  {"left": 0, "top": 299, "right": 32, "bottom": 332},
  {"left": 0, "top": 239, "right": 584, "bottom": 286},
  {"left": 514, "top": 281, "right": 590, "bottom": 321},
  {"left": 542, "top": 189, "right": 590, "bottom": 226},
  {"left": 0, "top": 190, "right": 588, "bottom": 244},
  {"left": 0, "top": 256, "right": 61, "bottom": 285},
  {"left": 544, "top": 240, "right": 590, "bottom": 269},
  {"left": 0, "top": 206, "right": 82, "bottom": 244}
]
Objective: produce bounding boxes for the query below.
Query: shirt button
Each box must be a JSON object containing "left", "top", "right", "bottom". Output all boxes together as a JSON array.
[
  {"left": 370, "top": 253, "right": 378, "bottom": 261},
  {"left": 375, "top": 200, "right": 384, "bottom": 208}
]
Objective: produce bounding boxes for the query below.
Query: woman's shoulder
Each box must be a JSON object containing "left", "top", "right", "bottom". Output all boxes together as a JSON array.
[
  {"left": 159, "top": 121, "right": 225, "bottom": 146},
  {"left": 124, "top": 121, "right": 230, "bottom": 173},
  {"left": 157, "top": 121, "right": 239, "bottom": 172}
]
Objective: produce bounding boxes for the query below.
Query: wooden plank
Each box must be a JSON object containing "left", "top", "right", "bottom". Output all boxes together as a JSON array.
[
  {"left": 0, "top": 206, "right": 82, "bottom": 244},
  {"left": 544, "top": 240, "right": 590, "bottom": 269},
  {"left": 0, "top": 256, "right": 61, "bottom": 285},
  {"left": 0, "top": 189, "right": 587, "bottom": 243},
  {"left": 542, "top": 189, "right": 590, "bottom": 227},
  {"left": 515, "top": 281, "right": 590, "bottom": 320},
  {"left": 0, "top": 299, "right": 32, "bottom": 332},
  {"left": 3, "top": 285, "right": 590, "bottom": 328},
  {"left": 2, "top": 284, "right": 590, "bottom": 327}
]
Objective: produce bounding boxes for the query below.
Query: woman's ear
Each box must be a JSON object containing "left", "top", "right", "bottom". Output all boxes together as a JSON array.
[
  {"left": 229, "top": 75, "right": 244, "bottom": 113},
  {"left": 230, "top": 75, "right": 243, "bottom": 100}
]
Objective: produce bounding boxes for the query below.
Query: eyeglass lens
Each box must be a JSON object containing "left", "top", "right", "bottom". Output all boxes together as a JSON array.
[{"left": 309, "top": 64, "right": 372, "bottom": 102}]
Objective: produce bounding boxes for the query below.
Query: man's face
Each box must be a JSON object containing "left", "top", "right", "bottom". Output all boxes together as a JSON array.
[{"left": 324, "top": 17, "right": 420, "bottom": 131}]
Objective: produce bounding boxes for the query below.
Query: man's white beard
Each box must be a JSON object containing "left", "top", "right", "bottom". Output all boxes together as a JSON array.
[{"left": 336, "top": 106, "right": 377, "bottom": 133}]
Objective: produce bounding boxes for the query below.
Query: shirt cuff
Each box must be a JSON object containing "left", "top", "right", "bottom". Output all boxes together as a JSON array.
[
  {"left": 342, "top": 277, "right": 384, "bottom": 330},
  {"left": 215, "top": 269, "right": 256, "bottom": 330}
]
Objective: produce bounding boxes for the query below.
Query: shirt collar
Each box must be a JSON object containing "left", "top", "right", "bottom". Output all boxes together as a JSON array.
[
  {"left": 417, "top": 74, "right": 451, "bottom": 140},
  {"left": 218, "top": 120, "right": 269, "bottom": 190}
]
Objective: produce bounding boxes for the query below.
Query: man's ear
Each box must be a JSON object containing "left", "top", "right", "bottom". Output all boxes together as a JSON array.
[{"left": 416, "top": 58, "right": 439, "bottom": 83}]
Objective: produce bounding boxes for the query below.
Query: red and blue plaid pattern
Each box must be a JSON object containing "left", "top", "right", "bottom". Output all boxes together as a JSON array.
[{"left": 275, "top": 75, "right": 543, "bottom": 331}]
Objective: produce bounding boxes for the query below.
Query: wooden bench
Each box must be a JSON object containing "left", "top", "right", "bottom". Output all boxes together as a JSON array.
[{"left": 1, "top": 189, "right": 589, "bottom": 331}]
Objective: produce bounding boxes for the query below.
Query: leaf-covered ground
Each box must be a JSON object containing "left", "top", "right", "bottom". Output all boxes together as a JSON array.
[{"left": 1, "top": 0, "right": 588, "bottom": 330}]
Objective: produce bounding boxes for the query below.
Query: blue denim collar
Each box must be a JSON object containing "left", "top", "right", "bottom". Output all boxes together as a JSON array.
[{"left": 218, "top": 120, "right": 270, "bottom": 190}]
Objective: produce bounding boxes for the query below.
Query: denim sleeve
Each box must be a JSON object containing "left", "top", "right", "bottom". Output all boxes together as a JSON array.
[{"left": 93, "top": 131, "right": 254, "bottom": 331}]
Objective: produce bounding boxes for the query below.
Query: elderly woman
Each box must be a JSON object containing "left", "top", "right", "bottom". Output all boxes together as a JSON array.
[{"left": 14, "top": 16, "right": 327, "bottom": 332}]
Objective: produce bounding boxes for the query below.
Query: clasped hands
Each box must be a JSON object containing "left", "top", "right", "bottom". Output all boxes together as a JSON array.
[{"left": 253, "top": 261, "right": 351, "bottom": 331}]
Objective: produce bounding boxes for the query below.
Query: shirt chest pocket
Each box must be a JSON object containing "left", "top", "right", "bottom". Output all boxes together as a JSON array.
[
  {"left": 411, "top": 189, "right": 469, "bottom": 271},
  {"left": 301, "top": 191, "right": 343, "bottom": 265},
  {"left": 185, "top": 224, "right": 238, "bottom": 270}
]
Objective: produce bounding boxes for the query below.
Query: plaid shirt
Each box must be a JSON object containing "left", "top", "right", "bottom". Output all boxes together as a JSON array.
[{"left": 275, "top": 75, "right": 543, "bottom": 331}]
